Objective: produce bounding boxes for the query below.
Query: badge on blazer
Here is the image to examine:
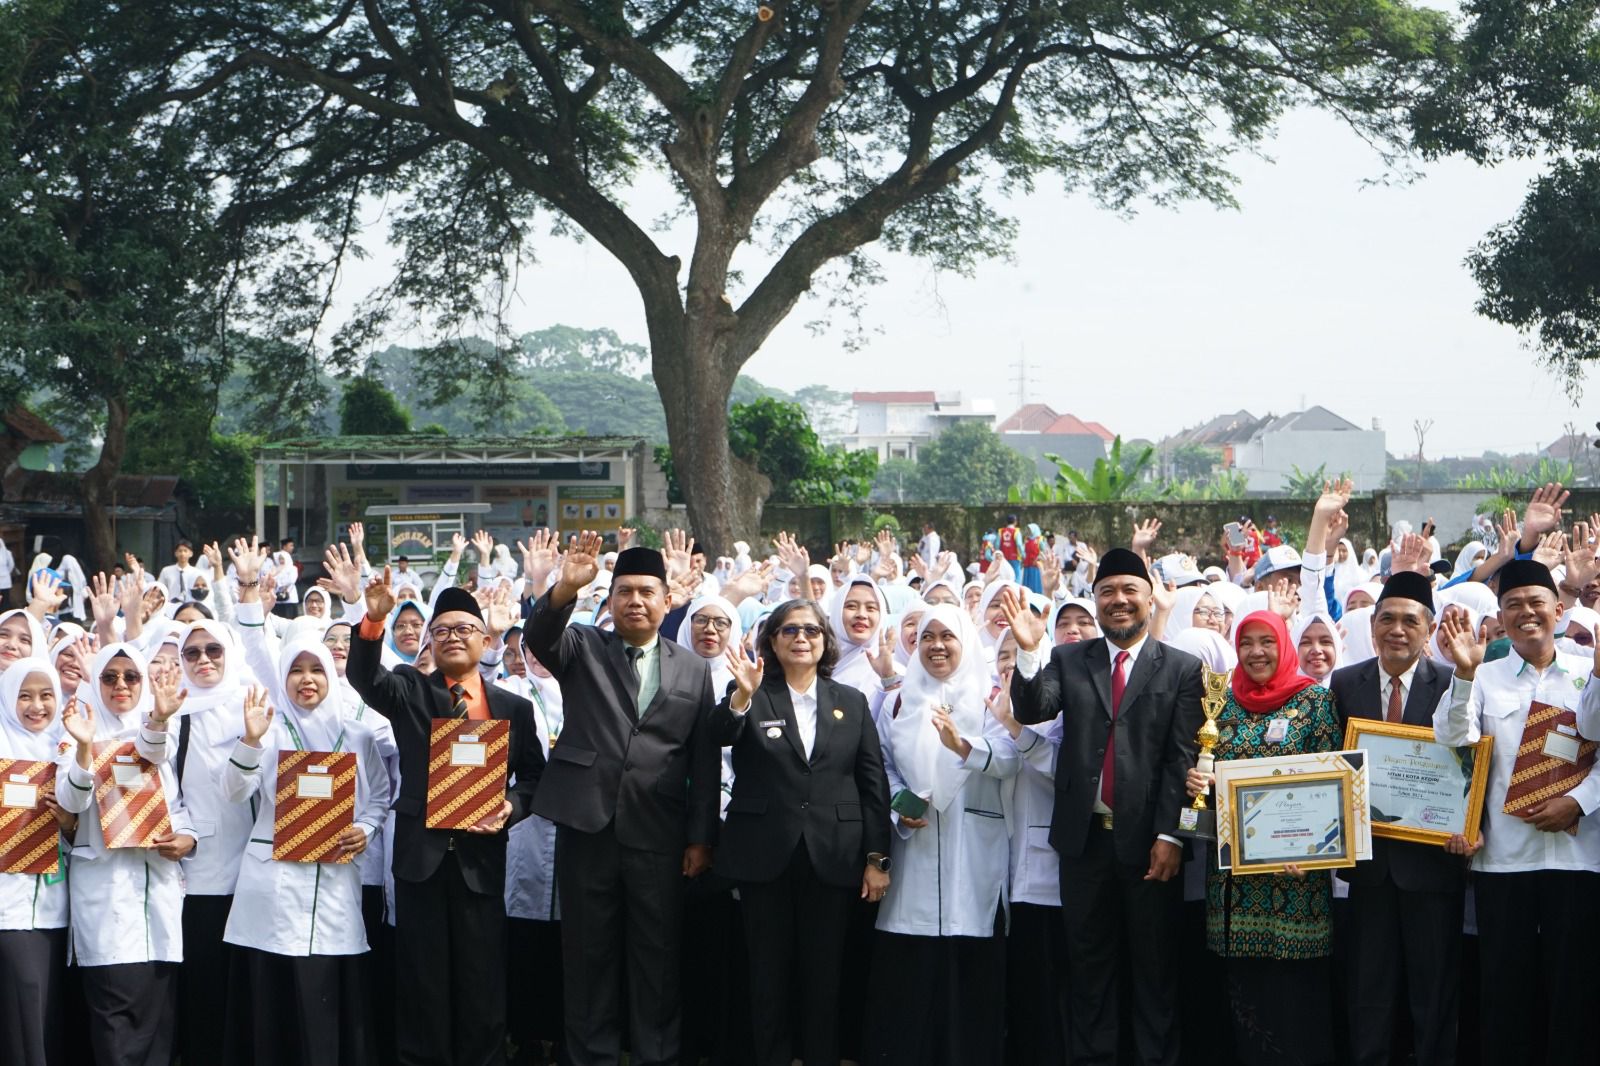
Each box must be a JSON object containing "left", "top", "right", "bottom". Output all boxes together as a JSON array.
[
  {"left": 833, "top": 708, "right": 844, "bottom": 720},
  {"left": 766, "top": 727, "right": 782, "bottom": 739}
]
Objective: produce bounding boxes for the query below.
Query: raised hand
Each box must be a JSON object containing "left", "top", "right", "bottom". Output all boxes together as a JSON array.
[
  {"left": 998, "top": 587, "right": 1046, "bottom": 653},
  {"left": 932, "top": 550, "right": 957, "bottom": 582},
  {"left": 616, "top": 527, "right": 635, "bottom": 551},
  {"left": 667, "top": 569, "right": 702, "bottom": 609},
  {"left": 517, "top": 528, "right": 560, "bottom": 594},
  {"left": 661, "top": 529, "right": 693, "bottom": 580},
  {"left": 363, "top": 566, "right": 397, "bottom": 621},
  {"left": 61, "top": 697, "right": 96, "bottom": 746},
  {"left": 722, "top": 561, "right": 773, "bottom": 606},
  {"left": 982, "top": 554, "right": 1007, "bottom": 586},
  {"left": 1267, "top": 586, "right": 1299, "bottom": 621},
  {"left": 322, "top": 543, "right": 364, "bottom": 604},
  {"left": 346, "top": 521, "right": 366, "bottom": 560},
  {"left": 149, "top": 661, "right": 187, "bottom": 724},
  {"left": 724, "top": 647, "right": 764, "bottom": 709},
  {"left": 772, "top": 532, "right": 809, "bottom": 577},
  {"left": 88, "top": 573, "right": 118, "bottom": 622},
  {"left": 931, "top": 706, "right": 971, "bottom": 758},
  {"left": 1038, "top": 550, "right": 1062, "bottom": 598},
  {"left": 1532, "top": 531, "right": 1565, "bottom": 571},
  {"left": 1131, "top": 518, "right": 1162, "bottom": 555},
  {"left": 471, "top": 529, "right": 495, "bottom": 566},
  {"left": 1564, "top": 523, "right": 1599, "bottom": 596},
  {"left": 1150, "top": 578, "right": 1178, "bottom": 616},
  {"left": 241, "top": 685, "right": 274, "bottom": 745},
  {"left": 1439, "top": 609, "right": 1486, "bottom": 680},
  {"left": 865, "top": 627, "right": 898, "bottom": 680},
  {"left": 27, "top": 570, "right": 65, "bottom": 618},
  {"left": 1392, "top": 532, "right": 1432, "bottom": 577},
  {"left": 1521, "top": 483, "right": 1570, "bottom": 549},
  {"left": 484, "top": 584, "right": 517, "bottom": 639},
  {"left": 986, "top": 685, "right": 1021, "bottom": 738},
  {"left": 448, "top": 532, "right": 467, "bottom": 565},
  {"left": 228, "top": 536, "right": 263, "bottom": 586},
  {"left": 554, "top": 531, "right": 603, "bottom": 598},
  {"left": 875, "top": 528, "right": 896, "bottom": 560},
  {"left": 907, "top": 552, "right": 928, "bottom": 581}
]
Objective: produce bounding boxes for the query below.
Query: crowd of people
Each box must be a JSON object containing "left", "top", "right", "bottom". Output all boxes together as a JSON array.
[{"left": 0, "top": 479, "right": 1596, "bottom": 1066}]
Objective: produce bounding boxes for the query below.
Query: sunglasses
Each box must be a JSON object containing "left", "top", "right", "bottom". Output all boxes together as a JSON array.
[
  {"left": 100, "top": 670, "right": 143, "bottom": 688},
  {"left": 777, "top": 624, "right": 824, "bottom": 640},
  {"left": 182, "top": 643, "right": 226, "bottom": 663}
]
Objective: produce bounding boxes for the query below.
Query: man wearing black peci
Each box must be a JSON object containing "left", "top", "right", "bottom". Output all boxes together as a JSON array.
[
  {"left": 522, "top": 533, "right": 720, "bottom": 1066},
  {"left": 1009, "top": 547, "right": 1203, "bottom": 1066},
  {"left": 1332, "top": 571, "right": 1468, "bottom": 1066},
  {"left": 349, "top": 574, "right": 545, "bottom": 1066}
]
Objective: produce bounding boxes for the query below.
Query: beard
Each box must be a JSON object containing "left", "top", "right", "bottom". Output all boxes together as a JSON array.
[{"left": 1102, "top": 617, "right": 1147, "bottom": 643}]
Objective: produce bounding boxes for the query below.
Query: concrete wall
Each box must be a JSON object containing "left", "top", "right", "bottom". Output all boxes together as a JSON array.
[{"left": 1236, "top": 429, "right": 1388, "bottom": 493}]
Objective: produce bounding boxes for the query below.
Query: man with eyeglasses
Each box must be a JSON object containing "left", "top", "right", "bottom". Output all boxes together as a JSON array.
[
  {"left": 523, "top": 533, "right": 720, "bottom": 1066},
  {"left": 349, "top": 573, "right": 545, "bottom": 1066}
]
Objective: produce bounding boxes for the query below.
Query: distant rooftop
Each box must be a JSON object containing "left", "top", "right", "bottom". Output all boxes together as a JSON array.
[
  {"left": 255, "top": 434, "right": 646, "bottom": 463},
  {"left": 852, "top": 391, "right": 937, "bottom": 404},
  {"left": 997, "top": 404, "right": 1113, "bottom": 439},
  {"left": 1251, "top": 405, "right": 1363, "bottom": 436}
]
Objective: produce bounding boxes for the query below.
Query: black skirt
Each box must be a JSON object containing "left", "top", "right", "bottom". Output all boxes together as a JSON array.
[
  {"left": 1225, "top": 955, "right": 1334, "bottom": 1066},
  {"left": 222, "top": 946, "right": 373, "bottom": 1066},
  {"left": 0, "top": 927, "right": 66, "bottom": 1066},
  {"left": 863, "top": 926, "right": 1007, "bottom": 1066}
]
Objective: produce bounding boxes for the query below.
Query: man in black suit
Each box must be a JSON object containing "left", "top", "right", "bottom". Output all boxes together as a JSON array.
[
  {"left": 1331, "top": 571, "right": 1470, "bottom": 1066},
  {"left": 522, "top": 534, "right": 720, "bottom": 1066},
  {"left": 1009, "top": 548, "right": 1203, "bottom": 1066},
  {"left": 349, "top": 576, "right": 545, "bottom": 1066}
]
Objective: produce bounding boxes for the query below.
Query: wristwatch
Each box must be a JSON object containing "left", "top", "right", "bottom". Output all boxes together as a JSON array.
[{"left": 867, "top": 851, "right": 891, "bottom": 873}]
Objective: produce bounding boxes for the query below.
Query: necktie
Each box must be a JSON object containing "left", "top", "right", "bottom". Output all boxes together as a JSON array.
[
  {"left": 450, "top": 682, "right": 469, "bottom": 720},
  {"left": 625, "top": 646, "right": 643, "bottom": 679},
  {"left": 1102, "top": 650, "right": 1129, "bottom": 808},
  {"left": 1385, "top": 676, "right": 1403, "bottom": 724}
]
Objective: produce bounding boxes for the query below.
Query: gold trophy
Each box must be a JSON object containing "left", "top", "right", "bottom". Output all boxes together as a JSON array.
[{"left": 1175, "top": 666, "right": 1230, "bottom": 840}]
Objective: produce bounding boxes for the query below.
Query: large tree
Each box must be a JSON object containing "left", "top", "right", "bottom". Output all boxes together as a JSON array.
[
  {"left": 171, "top": 0, "right": 1448, "bottom": 550},
  {"left": 913, "top": 422, "right": 1031, "bottom": 505}
]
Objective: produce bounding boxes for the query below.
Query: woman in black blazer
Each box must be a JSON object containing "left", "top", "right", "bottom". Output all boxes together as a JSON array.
[{"left": 716, "top": 598, "right": 894, "bottom": 1066}]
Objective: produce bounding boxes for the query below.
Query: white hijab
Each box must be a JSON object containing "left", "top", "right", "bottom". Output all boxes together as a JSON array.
[
  {"left": 887, "top": 604, "right": 989, "bottom": 813},
  {"left": 1330, "top": 539, "right": 1368, "bottom": 604},
  {"left": 82, "top": 642, "right": 154, "bottom": 732},
  {"left": 1163, "top": 586, "right": 1220, "bottom": 641},
  {"left": 675, "top": 596, "right": 742, "bottom": 699},
  {"left": 1340, "top": 606, "right": 1378, "bottom": 664},
  {"left": 1290, "top": 612, "right": 1344, "bottom": 688},
  {"left": 975, "top": 580, "right": 1022, "bottom": 653},
  {"left": 0, "top": 656, "right": 64, "bottom": 760},
  {"left": 176, "top": 619, "right": 249, "bottom": 714},
  {"left": 829, "top": 576, "right": 887, "bottom": 695},
  {"left": 274, "top": 637, "right": 347, "bottom": 753},
  {"left": 1164, "top": 628, "right": 1237, "bottom": 674},
  {"left": 0, "top": 609, "right": 47, "bottom": 674}
]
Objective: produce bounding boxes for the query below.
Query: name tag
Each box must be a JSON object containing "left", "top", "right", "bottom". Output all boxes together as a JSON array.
[
  {"left": 1, "top": 782, "right": 38, "bottom": 809},
  {"left": 112, "top": 763, "right": 144, "bottom": 788},
  {"left": 1545, "top": 726, "right": 1582, "bottom": 764},
  {"left": 757, "top": 720, "right": 785, "bottom": 728},
  {"left": 296, "top": 774, "right": 334, "bottom": 800},
  {"left": 451, "top": 742, "right": 487, "bottom": 768},
  {"left": 1264, "top": 718, "right": 1290, "bottom": 745}
]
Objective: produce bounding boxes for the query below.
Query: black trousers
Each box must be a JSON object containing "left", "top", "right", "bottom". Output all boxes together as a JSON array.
[
  {"left": 679, "top": 874, "right": 752, "bottom": 1066},
  {"left": 738, "top": 842, "right": 854, "bottom": 1066},
  {"left": 507, "top": 916, "right": 565, "bottom": 1058},
  {"left": 179, "top": 893, "right": 233, "bottom": 1066},
  {"left": 556, "top": 822, "right": 685, "bottom": 1066},
  {"left": 81, "top": 961, "right": 177, "bottom": 1066},
  {"left": 1345, "top": 879, "right": 1463, "bottom": 1066},
  {"left": 394, "top": 851, "right": 509, "bottom": 1066},
  {"left": 1058, "top": 821, "right": 1181, "bottom": 1066},
  {"left": 222, "top": 946, "right": 373, "bottom": 1066},
  {"left": 1006, "top": 901, "right": 1070, "bottom": 1066},
  {"left": 863, "top": 921, "right": 1007, "bottom": 1066},
  {"left": 361, "top": 884, "right": 397, "bottom": 1066},
  {"left": 0, "top": 928, "right": 65, "bottom": 1066},
  {"left": 1474, "top": 870, "right": 1600, "bottom": 1066}
]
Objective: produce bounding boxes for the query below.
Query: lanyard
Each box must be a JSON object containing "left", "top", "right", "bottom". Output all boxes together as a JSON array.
[{"left": 281, "top": 715, "right": 345, "bottom": 754}]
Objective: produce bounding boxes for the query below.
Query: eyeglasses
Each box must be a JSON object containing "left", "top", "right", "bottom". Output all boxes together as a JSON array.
[
  {"left": 691, "top": 616, "right": 731, "bottom": 632},
  {"left": 777, "top": 624, "right": 824, "bottom": 640},
  {"left": 322, "top": 635, "right": 352, "bottom": 649},
  {"left": 99, "top": 670, "right": 142, "bottom": 688},
  {"left": 392, "top": 620, "right": 424, "bottom": 635},
  {"left": 1193, "top": 608, "right": 1225, "bottom": 621},
  {"left": 182, "top": 643, "right": 226, "bottom": 663},
  {"left": 429, "top": 623, "right": 485, "bottom": 642}
]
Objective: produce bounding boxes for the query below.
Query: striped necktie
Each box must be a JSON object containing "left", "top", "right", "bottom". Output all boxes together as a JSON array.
[{"left": 450, "top": 682, "right": 469, "bottom": 720}]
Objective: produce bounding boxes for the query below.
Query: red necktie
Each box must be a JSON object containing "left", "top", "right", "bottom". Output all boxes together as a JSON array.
[
  {"left": 1102, "top": 650, "right": 1129, "bottom": 808},
  {"left": 1385, "top": 677, "right": 1403, "bottom": 724}
]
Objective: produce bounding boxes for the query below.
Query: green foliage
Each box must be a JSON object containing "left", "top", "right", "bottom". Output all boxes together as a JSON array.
[
  {"left": 338, "top": 377, "right": 412, "bottom": 435},
  {"left": 1169, "top": 444, "right": 1224, "bottom": 481},
  {"left": 1208, "top": 470, "right": 1253, "bottom": 499},
  {"left": 652, "top": 445, "right": 683, "bottom": 506},
  {"left": 1475, "top": 494, "right": 1520, "bottom": 517},
  {"left": 417, "top": 423, "right": 449, "bottom": 436},
  {"left": 1045, "top": 437, "right": 1156, "bottom": 502},
  {"left": 1282, "top": 464, "right": 1330, "bottom": 497},
  {"left": 915, "top": 424, "right": 1033, "bottom": 505},
  {"left": 1455, "top": 458, "right": 1578, "bottom": 490},
  {"left": 728, "top": 397, "right": 876, "bottom": 505},
  {"left": 870, "top": 458, "right": 920, "bottom": 504}
]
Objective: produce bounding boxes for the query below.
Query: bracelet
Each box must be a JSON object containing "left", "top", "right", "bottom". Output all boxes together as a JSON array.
[{"left": 879, "top": 674, "right": 903, "bottom": 691}]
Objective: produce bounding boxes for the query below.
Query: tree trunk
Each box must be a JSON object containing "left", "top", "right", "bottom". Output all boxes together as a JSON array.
[{"left": 80, "top": 393, "right": 128, "bottom": 572}]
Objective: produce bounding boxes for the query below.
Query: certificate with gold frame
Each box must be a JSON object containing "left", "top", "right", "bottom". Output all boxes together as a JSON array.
[
  {"left": 1228, "top": 769, "right": 1357, "bottom": 876},
  {"left": 1343, "top": 719, "right": 1493, "bottom": 847}
]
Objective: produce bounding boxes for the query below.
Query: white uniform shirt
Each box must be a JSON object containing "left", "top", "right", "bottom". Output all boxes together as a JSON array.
[
  {"left": 0, "top": 540, "right": 13, "bottom": 590},
  {"left": 57, "top": 716, "right": 193, "bottom": 966},
  {"left": 1434, "top": 648, "right": 1600, "bottom": 873},
  {"left": 219, "top": 718, "right": 388, "bottom": 957},
  {"left": 789, "top": 681, "right": 819, "bottom": 759},
  {"left": 177, "top": 698, "right": 258, "bottom": 895},
  {"left": 1004, "top": 717, "right": 1065, "bottom": 907},
  {"left": 876, "top": 711, "right": 1020, "bottom": 937},
  {"left": 157, "top": 563, "right": 202, "bottom": 601}
]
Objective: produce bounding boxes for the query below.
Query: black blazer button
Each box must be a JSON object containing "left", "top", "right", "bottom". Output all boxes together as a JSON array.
[
  {"left": 1096, "top": 748, "right": 1105, "bottom": 757},
  {"left": 631, "top": 728, "right": 640, "bottom": 737},
  {"left": 623, "top": 762, "right": 633, "bottom": 771},
  {"left": 800, "top": 801, "right": 809, "bottom": 810}
]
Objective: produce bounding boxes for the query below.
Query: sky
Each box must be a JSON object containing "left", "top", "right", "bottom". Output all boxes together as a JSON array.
[{"left": 337, "top": 104, "right": 1585, "bottom": 461}]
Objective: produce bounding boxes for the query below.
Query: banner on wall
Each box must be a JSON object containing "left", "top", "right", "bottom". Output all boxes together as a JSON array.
[
  {"left": 331, "top": 487, "right": 399, "bottom": 546},
  {"left": 482, "top": 485, "right": 552, "bottom": 543},
  {"left": 556, "top": 485, "right": 625, "bottom": 535}
]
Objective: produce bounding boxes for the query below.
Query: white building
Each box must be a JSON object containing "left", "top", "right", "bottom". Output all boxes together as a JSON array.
[
  {"left": 1234, "top": 406, "right": 1387, "bottom": 492},
  {"left": 841, "top": 391, "right": 997, "bottom": 462}
]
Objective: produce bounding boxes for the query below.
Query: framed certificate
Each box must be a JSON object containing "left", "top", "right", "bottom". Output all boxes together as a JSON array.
[
  {"left": 272, "top": 751, "right": 357, "bottom": 864},
  {"left": 1228, "top": 769, "right": 1357, "bottom": 875},
  {"left": 425, "top": 719, "right": 510, "bottom": 830},
  {"left": 1215, "top": 750, "right": 1372, "bottom": 869},
  {"left": 89, "top": 742, "right": 171, "bottom": 849},
  {"left": 1343, "top": 719, "right": 1493, "bottom": 846},
  {"left": 0, "top": 759, "right": 61, "bottom": 875}
]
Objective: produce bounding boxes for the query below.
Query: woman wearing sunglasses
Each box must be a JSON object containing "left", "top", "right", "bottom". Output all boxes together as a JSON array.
[{"left": 714, "top": 600, "right": 892, "bottom": 1066}]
